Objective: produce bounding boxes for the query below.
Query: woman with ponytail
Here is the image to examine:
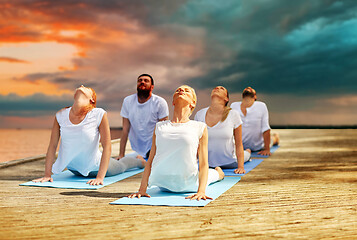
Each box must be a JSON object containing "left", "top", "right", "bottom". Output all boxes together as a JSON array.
[
  {"left": 194, "top": 86, "right": 251, "bottom": 174},
  {"left": 33, "top": 85, "right": 145, "bottom": 185}
]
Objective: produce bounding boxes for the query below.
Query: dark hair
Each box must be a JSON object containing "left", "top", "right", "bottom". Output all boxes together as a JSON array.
[
  {"left": 222, "top": 88, "right": 230, "bottom": 121},
  {"left": 242, "top": 87, "right": 256, "bottom": 99},
  {"left": 138, "top": 74, "right": 154, "bottom": 85}
]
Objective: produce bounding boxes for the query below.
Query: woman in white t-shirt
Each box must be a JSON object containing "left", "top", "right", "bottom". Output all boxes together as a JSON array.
[
  {"left": 195, "top": 86, "right": 251, "bottom": 175},
  {"left": 33, "top": 86, "right": 145, "bottom": 186},
  {"left": 128, "top": 85, "right": 224, "bottom": 200}
]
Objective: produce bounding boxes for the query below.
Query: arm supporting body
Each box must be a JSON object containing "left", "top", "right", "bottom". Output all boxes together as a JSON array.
[{"left": 233, "top": 125, "right": 246, "bottom": 174}]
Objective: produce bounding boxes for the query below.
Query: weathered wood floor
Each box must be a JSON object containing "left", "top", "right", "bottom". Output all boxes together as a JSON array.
[{"left": 0, "top": 129, "right": 356, "bottom": 239}]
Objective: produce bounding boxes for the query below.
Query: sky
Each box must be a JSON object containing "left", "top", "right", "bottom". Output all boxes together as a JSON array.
[{"left": 0, "top": 0, "right": 357, "bottom": 128}]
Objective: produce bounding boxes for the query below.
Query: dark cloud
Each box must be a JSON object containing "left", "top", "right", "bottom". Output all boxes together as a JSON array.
[
  {"left": 6, "top": 1, "right": 357, "bottom": 98},
  {"left": 15, "top": 72, "right": 60, "bottom": 81},
  {"left": 182, "top": 0, "right": 357, "bottom": 95},
  {"left": 188, "top": 45, "right": 357, "bottom": 95},
  {"left": 2, "top": 0, "right": 357, "bottom": 126},
  {"left": 15, "top": 72, "right": 93, "bottom": 91},
  {"left": 5, "top": 0, "right": 186, "bottom": 28},
  {"left": 0, "top": 93, "right": 72, "bottom": 116},
  {"left": 53, "top": 77, "right": 77, "bottom": 84}
]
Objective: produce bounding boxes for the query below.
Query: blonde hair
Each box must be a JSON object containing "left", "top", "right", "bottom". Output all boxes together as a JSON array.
[{"left": 175, "top": 85, "right": 197, "bottom": 116}]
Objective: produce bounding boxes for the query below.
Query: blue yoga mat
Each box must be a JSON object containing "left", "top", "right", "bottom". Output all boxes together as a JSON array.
[
  {"left": 222, "top": 159, "right": 264, "bottom": 176},
  {"left": 20, "top": 168, "right": 144, "bottom": 189},
  {"left": 110, "top": 177, "right": 241, "bottom": 207},
  {"left": 250, "top": 145, "right": 280, "bottom": 158}
]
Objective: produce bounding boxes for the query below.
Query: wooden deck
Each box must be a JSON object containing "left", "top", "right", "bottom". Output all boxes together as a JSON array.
[{"left": 0, "top": 129, "right": 356, "bottom": 239}]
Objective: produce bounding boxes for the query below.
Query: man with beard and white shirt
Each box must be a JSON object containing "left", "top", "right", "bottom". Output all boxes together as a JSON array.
[
  {"left": 231, "top": 87, "right": 279, "bottom": 156},
  {"left": 118, "top": 74, "right": 169, "bottom": 162}
]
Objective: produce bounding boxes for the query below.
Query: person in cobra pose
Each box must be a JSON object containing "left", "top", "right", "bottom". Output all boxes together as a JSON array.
[
  {"left": 195, "top": 86, "right": 251, "bottom": 174},
  {"left": 33, "top": 85, "right": 145, "bottom": 185},
  {"left": 231, "top": 87, "right": 279, "bottom": 156},
  {"left": 128, "top": 85, "right": 224, "bottom": 200},
  {"left": 119, "top": 74, "right": 169, "bottom": 162}
]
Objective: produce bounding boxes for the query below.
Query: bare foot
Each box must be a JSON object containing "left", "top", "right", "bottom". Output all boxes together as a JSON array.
[
  {"left": 272, "top": 133, "right": 280, "bottom": 146},
  {"left": 246, "top": 149, "right": 251, "bottom": 153},
  {"left": 136, "top": 155, "right": 146, "bottom": 168},
  {"left": 215, "top": 167, "right": 225, "bottom": 180}
]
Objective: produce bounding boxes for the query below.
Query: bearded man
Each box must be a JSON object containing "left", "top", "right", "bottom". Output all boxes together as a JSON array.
[
  {"left": 119, "top": 74, "right": 169, "bottom": 161},
  {"left": 231, "top": 87, "right": 279, "bottom": 156}
]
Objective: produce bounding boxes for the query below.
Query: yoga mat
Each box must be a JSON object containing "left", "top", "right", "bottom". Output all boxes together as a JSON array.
[
  {"left": 110, "top": 177, "right": 241, "bottom": 207},
  {"left": 250, "top": 145, "right": 280, "bottom": 158},
  {"left": 20, "top": 168, "right": 144, "bottom": 189},
  {"left": 222, "top": 159, "right": 264, "bottom": 176}
]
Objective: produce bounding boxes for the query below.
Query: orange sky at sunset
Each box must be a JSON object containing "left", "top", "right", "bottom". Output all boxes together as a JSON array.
[
  {"left": 1, "top": 1, "right": 356, "bottom": 128},
  {"left": 0, "top": 42, "right": 79, "bottom": 96}
]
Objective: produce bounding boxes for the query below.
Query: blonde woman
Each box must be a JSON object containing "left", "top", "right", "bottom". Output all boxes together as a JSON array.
[
  {"left": 128, "top": 85, "right": 224, "bottom": 200},
  {"left": 195, "top": 86, "right": 251, "bottom": 174},
  {"left": 33, "top": 85, "right": 145, "bottom": 186}
]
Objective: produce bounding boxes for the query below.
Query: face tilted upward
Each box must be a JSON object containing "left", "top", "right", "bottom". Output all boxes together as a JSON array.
[{"left": 173, "top": 85, "right": 196, "bottom": 114}]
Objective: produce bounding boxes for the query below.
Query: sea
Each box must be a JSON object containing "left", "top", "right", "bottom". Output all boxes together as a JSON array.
[
  {"left": 2, "top": 125, "right": 355, "bottom": 163},
  {"left": 0, "top": 128, "right": 122, "bottom": 163}
]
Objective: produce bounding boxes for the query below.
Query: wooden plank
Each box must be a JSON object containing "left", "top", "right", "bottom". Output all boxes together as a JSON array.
[{"left": 0, "top": 129, "right": 356, "bottom": 239}]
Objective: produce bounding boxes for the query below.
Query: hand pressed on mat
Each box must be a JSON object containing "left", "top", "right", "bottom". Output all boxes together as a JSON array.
[{"left": 185, "top": 191, "right": 212, "bottom": 201}]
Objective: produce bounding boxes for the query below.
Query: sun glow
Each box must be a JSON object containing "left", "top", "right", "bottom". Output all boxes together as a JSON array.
[
  {"left": 0, "top": 42, "right": 79, "bottom": 74},
  {"left": 0, "top": 78, "right": 72, "bottom": 96},
  {"left": 59, "top": 30, "right": 84, "bottom": 37}
]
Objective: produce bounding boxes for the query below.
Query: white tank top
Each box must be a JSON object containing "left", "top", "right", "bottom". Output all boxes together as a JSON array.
[
  {"left": 52, "top": 107, "right": 106, "bottom": 176},
  {"left": 148, "top": 120, "right": 206, "bottom": 192},
  {"left": 194, "top": 107, "right": 242, "bottom": 167}
]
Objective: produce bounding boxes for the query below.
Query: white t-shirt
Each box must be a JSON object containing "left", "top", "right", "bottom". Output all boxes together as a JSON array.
[
  {"left": 121, "top": 94, "right": 169, "bottom": 157},
  {"left": 52, "top": 107, "right": 106, "bottom": 176},
  {"left": 148, "top": 120, "right": 206, "bottom": 192},
  {"left": 194, "top": 108, "right": 242, "bottom": 167},
  {"left": 231, "top": 101, "right": 271, "bottom": 151}
]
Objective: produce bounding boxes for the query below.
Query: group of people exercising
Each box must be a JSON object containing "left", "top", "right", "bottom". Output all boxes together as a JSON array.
[{"left": 33, "top": 74, "right": 279, "bottom": 200}]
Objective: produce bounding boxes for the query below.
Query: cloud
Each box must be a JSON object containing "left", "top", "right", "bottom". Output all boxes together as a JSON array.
[
  {"left": 324, "top": 95, "right": 357, "bottom": 107},
  {"left": 257, "top": 93, "right": 357, "bottom": 125},
  {"left": 0, "top": 93, "right": 72, "bottom": 116},
  {"left": 1, "top": 0, "right": 357, "bottom": 126},
  {"left": 0, "top": 57, "right": 30, "bottom": 63},
  {"left": 183, "top": 0, "right": 357, "bottom": 95},
  {"left": 1, "top": 0, "right": 203, "bottom": 89},
  {"left": 3, "top": 1, "right": 357, "bottom": 97}
]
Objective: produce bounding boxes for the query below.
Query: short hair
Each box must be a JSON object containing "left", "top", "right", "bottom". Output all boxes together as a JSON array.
[
  {"left": 242, "top": 87, "right": 256, "bottom": 99},
  {"left": 138, "top": 74, "right": 154, "bottom": 85}
]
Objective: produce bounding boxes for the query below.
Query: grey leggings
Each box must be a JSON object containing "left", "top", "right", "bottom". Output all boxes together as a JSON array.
[
  {"left": 219, "top": 150, "right": 251, "bottom": 169},
  {"left": 69, "top": 154, "right": 143, "bottom": 177}
]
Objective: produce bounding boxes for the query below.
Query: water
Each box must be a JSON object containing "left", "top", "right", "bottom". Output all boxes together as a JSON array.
[{"left": 0, "top": 128, "right": 122, "bottom": 163}]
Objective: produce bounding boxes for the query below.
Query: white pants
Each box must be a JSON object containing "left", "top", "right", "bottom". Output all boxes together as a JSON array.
[
  {"left": 69, "top": 152, "right": 143, "bottom": 177},
  {"left": 207, "top": 168, "right": 220, "bottom": 185},
  {"left": 158, "top": 168, "right": 221, "bottom": 193},
  {"left": 219, "top": 150, "right": 251, "bottom": 169}
]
